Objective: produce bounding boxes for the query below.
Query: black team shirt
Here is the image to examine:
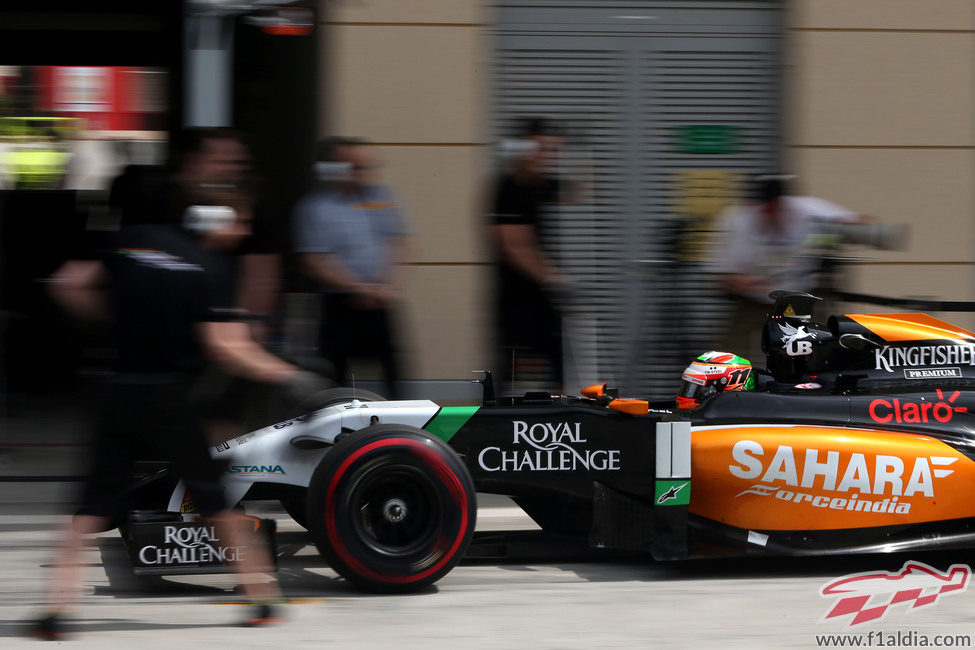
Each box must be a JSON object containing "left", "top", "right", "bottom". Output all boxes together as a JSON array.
[
  {"left": 102, "top": 225, "right": 239, "bottom": 375},
  {"left": 490, "top": 173, "right": 560, "bottom": 304}
]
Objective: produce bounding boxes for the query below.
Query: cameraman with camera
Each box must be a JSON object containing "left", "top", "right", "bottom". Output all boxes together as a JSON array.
[{"left": 713, "top": 176, "right": 876, "bottom": 360}]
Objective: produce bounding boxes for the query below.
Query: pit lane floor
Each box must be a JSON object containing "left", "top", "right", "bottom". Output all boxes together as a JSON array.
[{"left": 2, "top": 401, "right": 975, "bottom": 648}]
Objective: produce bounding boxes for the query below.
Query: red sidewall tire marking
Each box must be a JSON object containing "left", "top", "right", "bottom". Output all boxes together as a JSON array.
[{"left": 324, "top": 437, "right": 470, "bottom": 584}]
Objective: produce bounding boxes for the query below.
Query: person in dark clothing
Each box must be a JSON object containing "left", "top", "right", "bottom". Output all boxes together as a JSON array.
[
  {"left": 293, "top": 137, "right": 411, "bottom": 398},
  {"left": 490, "top": 118, "right": 567, "bottom": 392},
  {"left": 28, "top": 129, "right": 309, "bottom": 640},
  {"left": 108, "top": 163, "right": 170, "bottom": 226}
]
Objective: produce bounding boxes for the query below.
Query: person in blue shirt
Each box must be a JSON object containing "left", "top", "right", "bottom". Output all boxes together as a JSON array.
[{"left": 293, "top": 137, "right": 411, "bottom": 398}]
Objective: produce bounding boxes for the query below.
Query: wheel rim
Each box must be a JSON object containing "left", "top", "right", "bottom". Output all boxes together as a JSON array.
[{"left": 346, "top": 464, "right": 442, "bottom": 557}]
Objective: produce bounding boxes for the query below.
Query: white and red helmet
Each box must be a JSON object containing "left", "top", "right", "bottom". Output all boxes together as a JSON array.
[{"left": 676, "top": 351, "right": 755, "bottom": 410}]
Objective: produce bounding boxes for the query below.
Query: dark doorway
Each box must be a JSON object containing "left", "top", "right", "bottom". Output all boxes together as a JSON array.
[{"left": 232, "top": 7, "right": 319, "bottom": 255}]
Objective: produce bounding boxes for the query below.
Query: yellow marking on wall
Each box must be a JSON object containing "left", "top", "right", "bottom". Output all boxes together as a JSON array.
[{"left": 672, "top": 170, "right": 743, "bottom": 263}]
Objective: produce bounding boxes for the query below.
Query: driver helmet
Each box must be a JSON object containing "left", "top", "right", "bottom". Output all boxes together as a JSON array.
[{"left": 676, "top": 351, "right": 754, "bottom": 410}]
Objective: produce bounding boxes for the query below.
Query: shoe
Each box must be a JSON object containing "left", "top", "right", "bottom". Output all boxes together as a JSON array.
[
  {"left": 26, "top": 612, "right": 66, "bottom": 641},
  {"left": 241, "top": 601, "right": 285, "bottom": 627}
]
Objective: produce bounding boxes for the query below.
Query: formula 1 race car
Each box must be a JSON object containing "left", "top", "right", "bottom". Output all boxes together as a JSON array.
[{"left": 122, "top": 291, "right": 975, "bottom": 593}]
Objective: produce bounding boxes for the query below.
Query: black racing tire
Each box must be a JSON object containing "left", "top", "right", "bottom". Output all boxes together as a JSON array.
[
  {"left": 280, "top": 389, "right": 385, "bottom": 529},
  {"left": 306, "top": 424, "right": 476, "bottom": 593},
  {"left": 285, "top": 387, "right": 385, "bottom": 420}
]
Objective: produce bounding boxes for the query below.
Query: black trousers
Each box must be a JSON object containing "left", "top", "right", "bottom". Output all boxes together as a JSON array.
[
  {"left": 79, "top": 378, "right": 227, "bottom": 521},
  {"left": 495, "top": 281, "right": 564, "bottom": 390},
  {"left": 319, "top": 293, "right": 401, "bottom": 398}
]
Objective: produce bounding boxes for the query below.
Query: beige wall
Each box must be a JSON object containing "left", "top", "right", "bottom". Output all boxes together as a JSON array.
[
  {"left": 320, "top": 1, "right": 975, "bottom": 378},
  {"left": 787, "top": 1, "right": 975, "bottom": 328},
  {"left": 321, "top": 0, "right": 491, "bottom": 379}
]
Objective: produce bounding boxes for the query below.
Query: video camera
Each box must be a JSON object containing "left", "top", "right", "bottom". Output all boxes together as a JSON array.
[{"left": 811, "top": 220, "right": 909, "bottom": 251}]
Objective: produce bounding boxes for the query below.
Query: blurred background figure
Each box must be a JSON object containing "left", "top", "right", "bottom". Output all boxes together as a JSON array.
[
  {"left": 489, "top": 117, "right": 569, "bottom": 394},
  {"left": 170, "top": 128, "right": 290, "bottom": 441},
  {"left": 713, "top": 175, "right": 869, "bottom": 360},
  {"left": 170, "top": 127, "right": 255, "bottom": 226},
  {"left": 107, "top": 138, "right": 183, "bottom": 229},
  {"left": 293, "top": 136, "right": 411, "bottom": 398},
  {"left": 172, "top": 128, "right": 288, "bottom": 358},
  {"left": 28, "top": 128, "right": 324, "bottom": 638}
]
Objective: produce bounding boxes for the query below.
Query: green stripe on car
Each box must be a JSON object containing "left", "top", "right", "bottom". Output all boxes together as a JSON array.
[{"left": 424, "top": 406, "right": 480, "bottom": 442}]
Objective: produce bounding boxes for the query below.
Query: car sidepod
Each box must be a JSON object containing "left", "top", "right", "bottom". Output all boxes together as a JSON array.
[
  {"left": 429, "top": 402, "right": 692, "bottom": 559},
  {"left": 688, "top": 390, "right": 975, "bottom": 555}
]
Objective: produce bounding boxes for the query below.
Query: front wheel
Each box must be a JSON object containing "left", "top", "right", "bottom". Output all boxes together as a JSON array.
[{"left": 306, "top": 424, "right": 476, "bottom": 592}]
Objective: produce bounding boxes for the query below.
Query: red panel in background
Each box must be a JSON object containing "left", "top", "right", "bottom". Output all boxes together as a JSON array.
[
  {"left": 35, "top": 65, "right": 56, "bottom": 113},
  {"left": 37, "top": 65, "right": 153, "bottom": 131}
]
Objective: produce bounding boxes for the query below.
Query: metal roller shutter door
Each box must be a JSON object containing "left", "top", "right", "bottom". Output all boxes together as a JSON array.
[{"left": 494, "top": 1, "right": 782, "bottom": 397}]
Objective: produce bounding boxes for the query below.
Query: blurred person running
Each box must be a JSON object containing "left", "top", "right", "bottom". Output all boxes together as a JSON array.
[
  {"left": 27, "top": 128, "right": 315, "bottom": 640},
  {"left": 107, "top": 130, "right": 292, "bottom": 440}
]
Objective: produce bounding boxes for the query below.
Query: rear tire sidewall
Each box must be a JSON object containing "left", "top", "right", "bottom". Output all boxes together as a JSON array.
[{"left": 307, "top": 424, "right": 476, "bottom": 592}]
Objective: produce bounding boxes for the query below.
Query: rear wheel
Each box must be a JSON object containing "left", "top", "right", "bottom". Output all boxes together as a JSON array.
[{"left": 306, "top": 424, "right": 476, "bottom": 592}]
